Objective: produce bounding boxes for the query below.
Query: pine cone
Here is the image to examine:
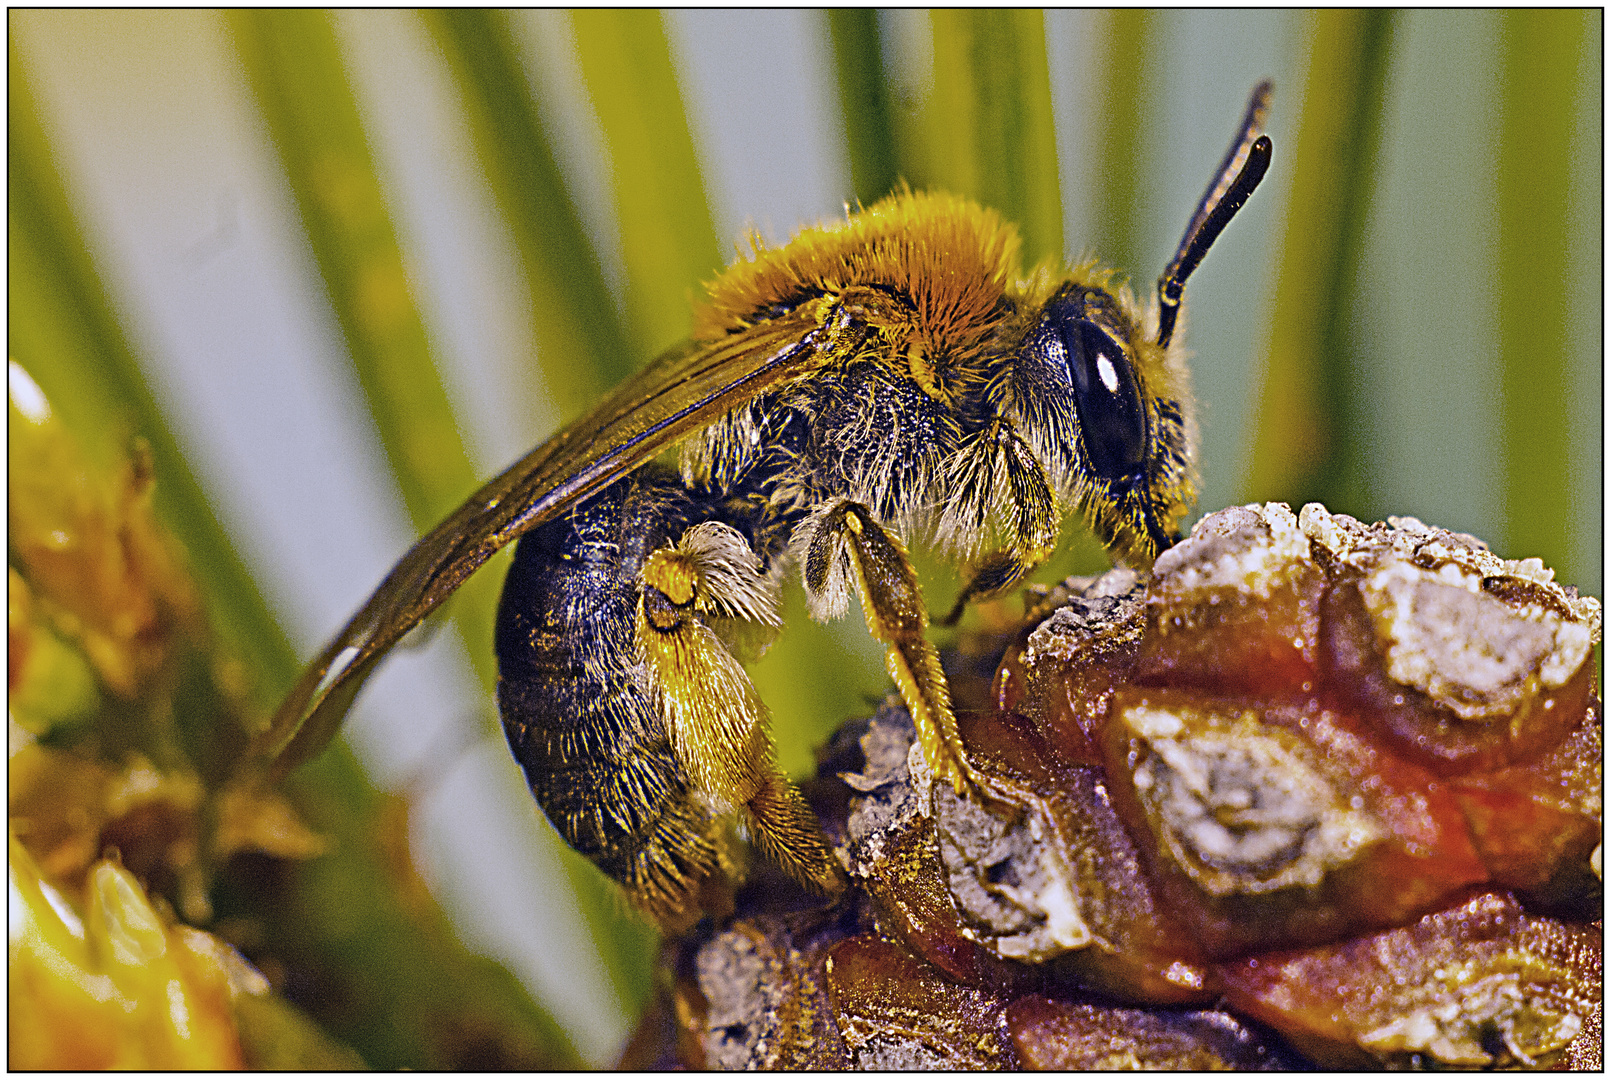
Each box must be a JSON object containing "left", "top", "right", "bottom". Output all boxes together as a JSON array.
[{"left": 630, "top": 504, "right": 1601, "bottom": 1070}]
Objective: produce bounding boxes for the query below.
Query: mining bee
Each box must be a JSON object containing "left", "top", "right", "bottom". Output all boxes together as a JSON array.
[{"left": 271, "top": 84, "right": 1273, "bottom": 930}]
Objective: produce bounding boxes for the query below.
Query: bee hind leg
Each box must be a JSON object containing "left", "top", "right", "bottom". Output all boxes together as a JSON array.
[
  {"left": 615, "top": 795, "right": 739, "bottom": 934},
  {"left": 636, "top": 522, "right": 845, "bottom": 898},
  {"left": 740, "top": 768, "right": 844, "bottom": 895}
]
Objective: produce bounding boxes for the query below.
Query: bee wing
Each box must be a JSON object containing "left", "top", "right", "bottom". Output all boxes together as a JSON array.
[{"left": 265, "top": 311, "right": 827, "bottom": 773}]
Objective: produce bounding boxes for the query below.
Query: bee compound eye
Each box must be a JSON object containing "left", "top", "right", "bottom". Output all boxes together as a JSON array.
[{"left": 1063, "top": 318, "right": 1148, "bottom": 480}]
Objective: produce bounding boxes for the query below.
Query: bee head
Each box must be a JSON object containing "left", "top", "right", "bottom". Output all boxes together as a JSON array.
[
  {"left": 1039, "top": 288, "right": 1149, "bottom": 485},
  {"left": 1010, "top": 282, "right": 1183, "bottom": 560},
  {"left": 1010, "top": 82, "right": 1275, "bottom": 564}
]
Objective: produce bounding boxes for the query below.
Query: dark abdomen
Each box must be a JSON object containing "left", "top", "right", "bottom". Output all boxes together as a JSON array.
[{"left": 494, "top": 467, "right": 726, "bottom": 911}]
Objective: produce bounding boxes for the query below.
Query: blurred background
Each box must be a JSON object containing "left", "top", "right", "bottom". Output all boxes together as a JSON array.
[{"left": 10, "top": 9, "right": 1600, "bottom": 1066}]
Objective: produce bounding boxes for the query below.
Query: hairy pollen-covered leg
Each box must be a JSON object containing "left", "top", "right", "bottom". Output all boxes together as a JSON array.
[
  {"left": 939, "top": 418, "right": 1061, "bottom": 625},
  {"left": 799, "top": 500, "right": 977, "bottom": 794},
  {"left": 635, "top": 522, "right": 843, "bottom": 897}
]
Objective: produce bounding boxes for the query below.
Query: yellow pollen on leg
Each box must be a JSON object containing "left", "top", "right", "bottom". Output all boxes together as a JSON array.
[{"left": 643, "top": 551, "right": 700, "bottom": 606}]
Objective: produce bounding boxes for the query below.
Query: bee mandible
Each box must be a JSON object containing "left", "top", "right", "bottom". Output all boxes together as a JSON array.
[{"left": 269, "top": 83, "right": 1274, "bottom": 929}]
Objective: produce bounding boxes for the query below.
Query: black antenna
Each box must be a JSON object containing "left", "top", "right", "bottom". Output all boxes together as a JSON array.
[{"left": 1156, "top": 81, "right": 1274, "bottom": 349}]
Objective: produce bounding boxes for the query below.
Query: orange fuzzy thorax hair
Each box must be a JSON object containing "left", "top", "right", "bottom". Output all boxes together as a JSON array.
[{"left": 692, "top": 190, "right": 1028, "bottom": 362}]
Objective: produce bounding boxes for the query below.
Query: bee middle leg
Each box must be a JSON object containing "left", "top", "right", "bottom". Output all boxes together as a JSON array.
[{"left": 796, "top": 499, "right": 979, "bottom": 794}]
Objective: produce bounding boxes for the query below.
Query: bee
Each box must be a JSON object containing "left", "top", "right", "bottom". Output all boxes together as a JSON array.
[{"left": 270, "top": 84, "right": 1273, "bottom": 930}]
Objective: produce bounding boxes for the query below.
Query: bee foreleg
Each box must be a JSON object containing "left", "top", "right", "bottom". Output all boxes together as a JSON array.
[
  {"left": 636, "top": 524, "right": 843, "bottom": 897},
  {"left": 943, "top": 550, "right": 1032, "bottom": 626},
  {"left": 941, "top": 421, "right": 1060, "bottom": 625},
  {"left": 797, "top": 500, "right": 977, "bottom": 794}
]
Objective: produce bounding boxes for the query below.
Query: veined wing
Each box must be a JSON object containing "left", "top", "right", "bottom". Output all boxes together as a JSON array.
[{"left": 265, "top": 310, "right": 828, "bottom": 774}]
